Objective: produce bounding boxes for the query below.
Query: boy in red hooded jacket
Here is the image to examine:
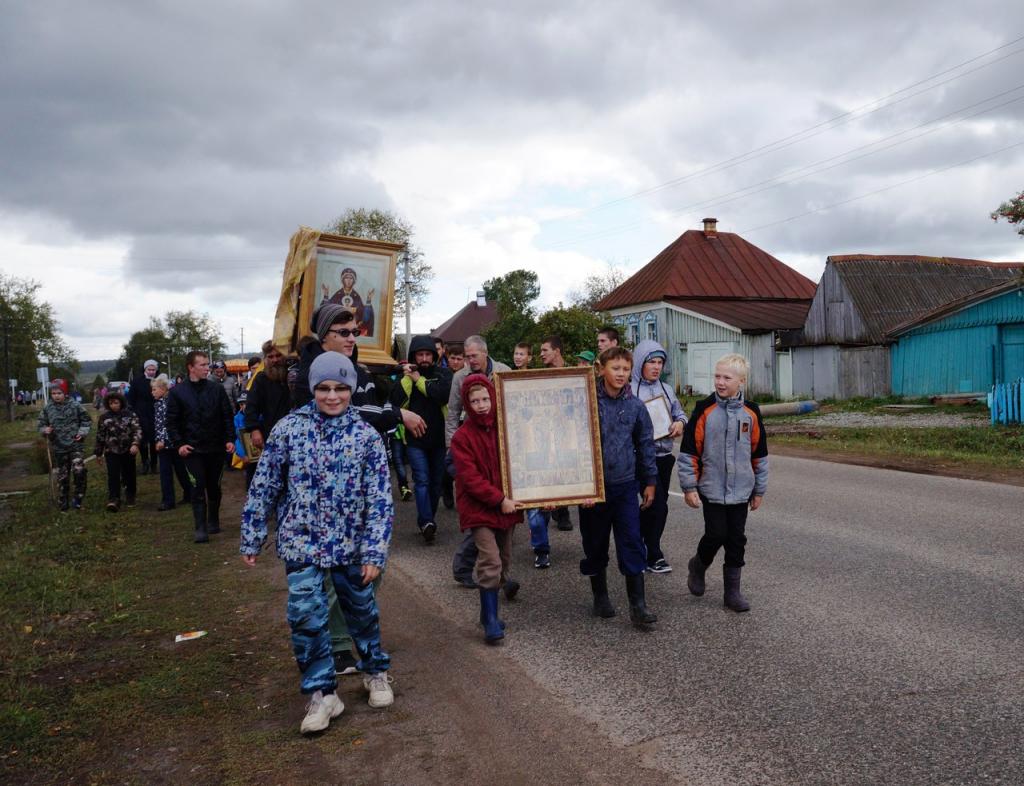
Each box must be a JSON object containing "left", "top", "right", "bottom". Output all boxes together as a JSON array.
[{"left": 449, "top": 374, "right": 523, "bottom": 644}]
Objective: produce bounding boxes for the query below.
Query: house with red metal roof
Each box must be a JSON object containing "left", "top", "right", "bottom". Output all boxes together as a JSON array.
[
  {"left": 790, "top": 255, "right": 1021, "bottom": 398},
  {"left": 430, "top": 291, "right": 498, "bottom": 344},
  {"left": 595, "top": 219, "right": 816, "bottom": 397}
]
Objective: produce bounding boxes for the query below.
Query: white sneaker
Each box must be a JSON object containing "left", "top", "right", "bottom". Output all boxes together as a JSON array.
[
  {"left": 363, "top": 672, "right": 394, "bottom": 708},
  {"left": 300, "top": 690, "right": 344, "bottom": 734}
]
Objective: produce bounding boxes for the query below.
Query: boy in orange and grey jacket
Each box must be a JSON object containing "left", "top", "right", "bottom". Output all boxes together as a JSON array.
[{"left": 677, "top": 353, "right": 768, "bottom": 612}]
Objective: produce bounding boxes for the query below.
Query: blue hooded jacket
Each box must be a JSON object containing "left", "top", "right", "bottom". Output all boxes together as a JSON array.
[{"left": 596, "top": 375, "right": 658, "bottom": 488}]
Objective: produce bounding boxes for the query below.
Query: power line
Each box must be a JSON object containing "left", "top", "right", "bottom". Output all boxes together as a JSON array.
[
  {"left": 544, "top": 85, "right": 1024, "bottom": 248},
  {"left": 736, "top": 140, "right": 1024, "bottom": 236},
  {"left": 541, "top": 35, "right": 1024, "bottom": 223}
]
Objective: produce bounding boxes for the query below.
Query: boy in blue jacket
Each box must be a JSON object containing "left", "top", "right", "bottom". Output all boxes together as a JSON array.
[
  {"left": 678, "top": 353, "right": 768, "bottom": 612},
  {"left": 580, "top": 347, "right": 658, "bottom": 628},
  {"left": 241, "top": 351, "right": 395, "bottom": 735}
]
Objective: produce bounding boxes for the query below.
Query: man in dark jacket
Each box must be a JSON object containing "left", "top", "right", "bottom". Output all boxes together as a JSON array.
[
  {"left": 167, "top": 350, "right": 235, "bottom": 543},
  {"left": 127, "top": 359, "right": 159, "bottom": 474},
  {"left": 390, "top": 335, "right": 453, "bottom": 542},
  {"left": 244, "top": 340, "right": 291, "bottom": 487}
]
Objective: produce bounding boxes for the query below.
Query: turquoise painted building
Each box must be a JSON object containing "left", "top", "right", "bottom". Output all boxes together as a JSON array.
[{"left": 889, "top": 280, "right": 1024, "bottom": 396}]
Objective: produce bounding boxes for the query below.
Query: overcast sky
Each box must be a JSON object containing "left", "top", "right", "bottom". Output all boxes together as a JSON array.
[{"left": 2, "top": 2, "right": 1022, "bottom": 361}]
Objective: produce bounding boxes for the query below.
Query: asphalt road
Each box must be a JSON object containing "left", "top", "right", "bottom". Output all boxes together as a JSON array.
[{"left": 384, "top": 455, "right": 1024, "bottom": 785}]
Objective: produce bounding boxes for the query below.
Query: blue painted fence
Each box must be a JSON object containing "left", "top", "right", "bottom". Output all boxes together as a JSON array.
[{"left": 989, "top": 378, "right": 1023, "bottom": 425}]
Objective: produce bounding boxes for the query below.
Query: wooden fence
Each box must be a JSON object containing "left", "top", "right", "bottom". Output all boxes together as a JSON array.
[{"left": 989, "top": 378, "right": 1023, "bottom": 425}]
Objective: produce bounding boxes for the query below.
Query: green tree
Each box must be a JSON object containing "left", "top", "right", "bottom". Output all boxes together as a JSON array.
[
  {"left": 566, "top": 264, "right": 627, "bottom": 311},
  {"left": 112, "top": 310, "right": 225, "bottom": 381},
  {"left": 325, "top": 208, "right": 434, "bottom": 319},
  {"left": 531, "top": 304, "right": 606, "bottom": 361},
  {"left": 481, "top": 270, "right": 541, "bottom": 364},
  {"left": 0, "top": 273, "right": 76, "bottom": 418},
  {"left": 991, "top": 191, "right": 1024, "bottom": 236}
]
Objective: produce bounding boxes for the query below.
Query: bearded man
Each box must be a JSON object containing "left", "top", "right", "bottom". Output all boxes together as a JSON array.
[{"left": 244, "top": 341, "right": 292, "bottom": 486}]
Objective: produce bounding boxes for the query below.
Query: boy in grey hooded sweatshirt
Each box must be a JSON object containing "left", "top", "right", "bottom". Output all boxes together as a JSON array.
[{"left": 630, "top": 340, "right": 687, "bottom": 573}]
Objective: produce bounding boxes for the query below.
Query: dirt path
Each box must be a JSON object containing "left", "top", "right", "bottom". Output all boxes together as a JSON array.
[{"left": 227, "top": 481, "right": 667, "bottom": 785}]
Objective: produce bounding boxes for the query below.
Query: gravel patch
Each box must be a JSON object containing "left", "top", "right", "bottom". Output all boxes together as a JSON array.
[{"left": 793, "top": 412, "right": 988, "bottom": 429}]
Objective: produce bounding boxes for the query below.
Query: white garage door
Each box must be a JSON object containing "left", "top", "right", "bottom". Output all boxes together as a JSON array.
[{"left": 689, "top": 342, "right": 736, "bottom": 394}]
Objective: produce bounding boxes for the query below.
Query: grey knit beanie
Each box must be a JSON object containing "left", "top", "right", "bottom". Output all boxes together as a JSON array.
[
  {"left": 311, "top": 304, "right": 355, "bottom": 341},
  {"left": 308, "top": 351, "right": 358, "bottom": 393}
]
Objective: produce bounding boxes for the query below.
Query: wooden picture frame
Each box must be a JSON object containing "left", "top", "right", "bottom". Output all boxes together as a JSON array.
[
  {"left": 296, "top": 233, "right": 403, "bottom": 367},
  {"left": 239, "top": 431, "right": 263, "bottom": 464},
  {"left": 644, "top": 395, "right": 673, "bottom": 440},
  {"left": 494, "top": 367, "right": 605, "bottom": 509}
]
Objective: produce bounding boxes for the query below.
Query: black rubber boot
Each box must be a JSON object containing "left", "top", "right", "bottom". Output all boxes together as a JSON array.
[
  {"left": 687, "top": 555, "right": 707, "bottom": 596},
  {"left": 194, "top": 525, "right": 209, "bottom": 544},
  {"left": 723, "top": 566, "right": 751, "bottom": 612},
  {"left": 503, "top": 578, "right": 520, "bottom": 602},
  {"left": 625, "top": 574, "right": 657, "bottom": 627},
  {"left": 589, "top": 572, "right": 616, "bottom": 618},
  {"left": 479, "top": 589, "right": 504, "bottom": 643}
]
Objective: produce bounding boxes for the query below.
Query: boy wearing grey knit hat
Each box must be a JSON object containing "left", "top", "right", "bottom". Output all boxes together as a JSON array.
[{"left": 241, "top": 349, "right": 395, "bottom": 733}]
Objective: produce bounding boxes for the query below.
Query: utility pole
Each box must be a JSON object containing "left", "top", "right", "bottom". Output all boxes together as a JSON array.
[
  {"left": 2, "top": 311, "right": 12, "bottom": 423},
  {"left": 240, "top": 327, "right": 244, "bottom": 357},
  {"left": 403, "top": 250, "right": 412, "bottom": 352}
]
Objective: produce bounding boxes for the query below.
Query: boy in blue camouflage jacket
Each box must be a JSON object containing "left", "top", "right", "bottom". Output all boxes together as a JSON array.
[
  {"left": 37, "top": 380, "right": 91, "bottom": 510},
  {"left": 240, "top": 351, "right": 395, "bottom": 735}
]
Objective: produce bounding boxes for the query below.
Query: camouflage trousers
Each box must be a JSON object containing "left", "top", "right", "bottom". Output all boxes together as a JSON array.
[
  {"left": 54, "top": 448, "right": 87, "bottom": 506},
  {"left": 285, "top": 563, "right": 390, "bottom": 695}
]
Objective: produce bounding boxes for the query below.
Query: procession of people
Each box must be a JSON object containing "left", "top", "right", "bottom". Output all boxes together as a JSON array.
[{"left": 37, "top": 303, "right": 769, "bottom": 737}]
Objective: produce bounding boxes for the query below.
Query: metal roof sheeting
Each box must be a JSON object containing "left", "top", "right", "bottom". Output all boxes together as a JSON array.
[
  {"left": 666, "top": 298, "right": 812, "bottom": 332},
  {"left": 830, "top": 255, "right": 1022, "bottom": 343},
  {"left": 596, "top": 229, "right": 817, "bottom": 311},
  {"left": 430, "top": 300, "right": 498, "bottom": 343}
]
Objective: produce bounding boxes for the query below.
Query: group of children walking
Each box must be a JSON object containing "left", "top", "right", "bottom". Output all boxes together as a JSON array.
[{"left": 238, "top": 331, "right": 769, "bottom": 736}]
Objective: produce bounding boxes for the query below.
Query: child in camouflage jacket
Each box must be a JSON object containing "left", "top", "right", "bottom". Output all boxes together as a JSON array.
[
  {"left": 37, "top": 380, "right": 91, "bottom": 510},
  {"left": 95, "top": 390, "right": 142, "bottom": 512},
  {"left": 240, "top": 351, "right": 394, "bottom": 735}
]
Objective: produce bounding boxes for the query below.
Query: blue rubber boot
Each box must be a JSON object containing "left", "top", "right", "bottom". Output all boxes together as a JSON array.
[{"left": 479, "top": 589, "right": 505, "bottom": 644}]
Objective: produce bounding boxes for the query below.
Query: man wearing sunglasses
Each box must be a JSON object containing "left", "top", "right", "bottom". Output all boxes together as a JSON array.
[{"left": 293, "top": 303, "right": 426, "bottom": 440}]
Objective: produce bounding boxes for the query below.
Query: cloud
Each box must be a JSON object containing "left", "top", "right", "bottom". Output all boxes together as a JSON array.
[{"left": 1, "top": 1, "right": 1021, "bottom": 359}]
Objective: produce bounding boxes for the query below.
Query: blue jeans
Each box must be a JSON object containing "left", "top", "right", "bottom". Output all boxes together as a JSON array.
[
  {"left": 578, "top": 481, "right": 648, "bottom": 577},
  {"left": 406, "top": 443, "right": 445, "bottom": 527},
  {"left": 527, "top": 508, "right": 550, "bottom": 555},
  {"left": 285, "top": 562, "right": 390, "bottom": 694},
  {"left": 390, "top": 435, "right": 408, "bottom": 487}
]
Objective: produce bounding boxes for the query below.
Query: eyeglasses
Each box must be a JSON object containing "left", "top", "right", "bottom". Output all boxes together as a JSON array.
[
  {"left": 314, "top": 385, "right": 351, "bottom": 395},
  {"left": 326, "top": 328, "right": 361, "bottom": 338}
]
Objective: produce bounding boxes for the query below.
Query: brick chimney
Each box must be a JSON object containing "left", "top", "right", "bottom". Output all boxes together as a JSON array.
[{"left": 702, "top": 217, "right": 718, "bottom": 238}]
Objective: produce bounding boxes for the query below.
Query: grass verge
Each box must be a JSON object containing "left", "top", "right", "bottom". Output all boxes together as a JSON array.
[
  {"left": 0, "top": 421, "right": 357, "bottom": 785},
  {"left": 771, "top": 424, "right": 1024, "bottom": 471}
]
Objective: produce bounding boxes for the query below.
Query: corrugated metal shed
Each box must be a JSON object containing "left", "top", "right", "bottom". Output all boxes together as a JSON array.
[
  {"left": 813, "top": 255, "right": 1021, "bottom": 345},
  {"left": 430, "top": 300, "right": 498, "bottom": 343},
  {"left": 889, "top": 284, "right": 1024, "bottom": 395},
  {"left": 596, "top": 227, "right": 816, "bottom": 311}
]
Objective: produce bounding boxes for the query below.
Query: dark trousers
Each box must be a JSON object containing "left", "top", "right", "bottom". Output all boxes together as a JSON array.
[
  {"left": 390, "top": 435, "right": 408, "bottom": 488},
  {"left": 157, "top": 448, "right": 191, "bottom": 506},
  {"left": 579, "top": 480, "right": 647, "bottom": 577},
  {"left": 639, "top": 453, "right": 675, "bottom": 565},
  {"left": 406, "top": 443, "right": 445, "bottom": 527},
  {"left": 104, "top": 452, "right": 136, "bottom": 502},
  {"left": 697, "top": 498, "right": 749, "bottom": 568},
  {"left": 453, "top": 530, "right": 477, "bottom": 581},
  {"left": 184, "top": 451, "right": 225, "bottom": 529},
  {"left": 138, "top": 440, "right": 156, "bottom": 470}
]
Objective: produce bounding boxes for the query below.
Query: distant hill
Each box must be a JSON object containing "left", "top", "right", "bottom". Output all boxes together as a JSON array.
[{"left": 77, "top": 359, "right": 117, "bottom": 380}]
